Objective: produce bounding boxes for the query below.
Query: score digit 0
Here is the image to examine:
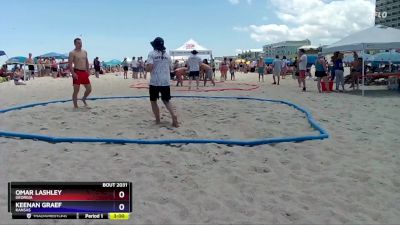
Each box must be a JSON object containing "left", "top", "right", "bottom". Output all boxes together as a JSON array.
[
  {"left": 119, "top": 191, "right": 125, "bottom": 199},
  {"left": 119, "top": 203, "right": 125, "bottom": 211}
]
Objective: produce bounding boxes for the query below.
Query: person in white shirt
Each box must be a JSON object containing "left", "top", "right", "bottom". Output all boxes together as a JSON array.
[
  {"left": 146, "top": 37, "right": 179, "bottom": 127},
  {"left": 131, "top": 56, "right": 138, "bottom": 79},
  {"left": 187, "top": 50, "right": 202, "bottom": 90},
  {"left": 272, "top": 55, "right": 282, "bottom": 85},
  {"left": 298, "top": 49, "right": 308, "bottom": 91}
]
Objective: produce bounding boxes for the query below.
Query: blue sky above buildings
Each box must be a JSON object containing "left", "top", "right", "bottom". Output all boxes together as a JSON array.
[{"left": 0, "top": 0, "right": 376, "bottom": 63}]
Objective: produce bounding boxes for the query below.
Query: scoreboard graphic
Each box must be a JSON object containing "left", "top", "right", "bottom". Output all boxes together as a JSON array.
[{"left": 8, "top": 182, "right": 132, "bottom": 220}]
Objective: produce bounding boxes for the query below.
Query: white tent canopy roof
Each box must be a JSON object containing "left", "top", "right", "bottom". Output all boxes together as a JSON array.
[
  {"left": 298, "top": 45, "right": 320, "bottom": 50},
  {"left": 322, "top": 25, "right": 400, "bottom": 53},
  {"left": 170, "top": 39, "right": 212, "bottom": 56}
]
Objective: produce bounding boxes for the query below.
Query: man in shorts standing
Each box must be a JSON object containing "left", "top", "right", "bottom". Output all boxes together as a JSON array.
[
  {"left": 257, "top": 57, "right": 265, "bottom": 82},
  {"left": 25, "top": 53, "right": 35, "bottom": 80},
  {"left": 187, "top": 50, "right": 202, "bottom": 90},
  {"left": 146, "top": 37, "right": 179, "bottom": 127},
  {"left": 272, "top": 55, "right": 282, "bottom": 85},
  {"left": 298, "top": 49, "right": 308, "bottom": 91},
  {"left": 69, "top": 38, "right": 91, "bottom": 108}
]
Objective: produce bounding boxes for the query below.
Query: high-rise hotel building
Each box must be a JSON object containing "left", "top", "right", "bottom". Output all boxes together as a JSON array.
[{"left": 375, "top": 0, "right": 400, "bottom": 29}]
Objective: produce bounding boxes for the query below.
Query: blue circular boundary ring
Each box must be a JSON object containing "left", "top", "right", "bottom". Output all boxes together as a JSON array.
[{"left": 0, "top": 96, "right": 329, "bottom": 146}]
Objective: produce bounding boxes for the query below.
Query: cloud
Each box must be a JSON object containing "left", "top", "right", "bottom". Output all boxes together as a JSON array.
[{"left": 235, "top": 0, "right": 375, "bottom": 45}]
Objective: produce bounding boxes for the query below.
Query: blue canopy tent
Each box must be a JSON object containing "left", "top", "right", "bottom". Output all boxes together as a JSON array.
[
  {"left": 285, "top": 59, "right": 294, "bottom": 66},
  {"left": 372, "top": 51, "right": 400, "bottom": 63},
  {"left": 103, "top": 59, "right": 122, "bottom": 67},
  {"left": 0, "top": 51, "right": 7, "bottom": 65},
  {"left": 264, "top": 58, "right": 274, "bottom": 65},
  {"left": 343, "top": 53, "right": 375, "bottom": 63},
  {"left": 36, "top": 52, "right": 68, "bottom": 60},
  {"left": 6, "top": 56, "right": 27, "bottom": 64}
]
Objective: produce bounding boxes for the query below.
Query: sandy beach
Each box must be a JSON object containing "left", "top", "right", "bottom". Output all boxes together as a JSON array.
[{"left": 0, "top": 71, "right": 399, "bottom": 224}]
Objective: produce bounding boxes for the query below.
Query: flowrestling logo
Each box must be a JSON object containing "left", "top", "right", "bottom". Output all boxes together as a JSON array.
[{"left": 376, "top": 11, "right": 388, "bottom": 19}]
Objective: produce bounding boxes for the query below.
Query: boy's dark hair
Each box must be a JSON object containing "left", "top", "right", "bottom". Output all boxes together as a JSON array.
[
  {"left": 74, "top": 38, "right": 81, "bottom": 44},
  {"left": 299, "top": 49, "right": 305, "bottom": 53},
  {"left": 151, "top": 37, "right": 166, "bottom": 52}
]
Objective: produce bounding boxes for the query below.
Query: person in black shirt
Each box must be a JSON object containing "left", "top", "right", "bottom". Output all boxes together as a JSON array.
[{"left": 93, "top": 57, "right": 101, "bottom": 78}]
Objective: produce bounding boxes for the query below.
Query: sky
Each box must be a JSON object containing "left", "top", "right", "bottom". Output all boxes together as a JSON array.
[{"left": 0, "top": 0, "right": 376, "bottom": 64}]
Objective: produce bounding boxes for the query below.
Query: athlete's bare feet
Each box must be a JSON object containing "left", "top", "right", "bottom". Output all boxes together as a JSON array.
[
  {"left": 81, "top": 98, "right": 89, "bottom": 107},
  {"left": 172, "top": 115, "right": 179, "bottom": 128}
]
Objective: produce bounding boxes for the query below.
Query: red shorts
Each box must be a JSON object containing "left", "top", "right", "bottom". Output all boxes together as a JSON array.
[
  {"left": 73, "top": 69, "right": 90, "bottom": 85},
  {"left": 299, "top": 70, "right": 306, "bottom": 79}
]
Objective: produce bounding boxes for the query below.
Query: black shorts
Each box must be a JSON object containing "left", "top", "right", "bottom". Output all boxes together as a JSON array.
[
  {"left": 315, "top": 71, "right": 327, "bottom": 77},
  {"left": 123, "top": 66, "right": 128, "bottom": 72},
  {"left": 189, "top": 71, "right": 200, "bottom": 78},
  {"left": 149, "top": 85, "right": 171, "bottom": 102},
  {"left": 52, "top": 68, "right": 57, "bottom": 72}
]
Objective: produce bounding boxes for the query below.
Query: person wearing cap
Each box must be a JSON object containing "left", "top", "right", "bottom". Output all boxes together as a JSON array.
[
  {"left": 146, "top": 37, "right": 179, "bottom": 127},
  {"left": 315, "top": 53, "right": 329, "bottom": 93},
  {"left": 187, "top": 50, "right": 202, "bottom": 90}
]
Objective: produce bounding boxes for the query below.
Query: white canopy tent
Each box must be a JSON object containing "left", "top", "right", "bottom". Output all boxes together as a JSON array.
[
  {"left": 322, "top": 25, "right": 400, "bottom": 96},
  {"left": 170, "top": 39, "right": 212, "bottom": 60}
]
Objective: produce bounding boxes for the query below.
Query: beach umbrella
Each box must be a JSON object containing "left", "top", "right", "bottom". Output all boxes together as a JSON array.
[
  {"left": 264, "top": 58, "right": 274, "bottom": 64},
  {"left": 343, "top": 53, "right": 374, "bottom": 63},
  {"left": 104, "top": 59, "right": 122, "bottom": 66},
  {"left": 6, "top": 56, "right": 27, "bottom": 64},
  {"left": 37, "top": 52, "right": 68, "bottom": 59},
  {"left": 372, "top": 51, "right": 400, "bottom": 63}
]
